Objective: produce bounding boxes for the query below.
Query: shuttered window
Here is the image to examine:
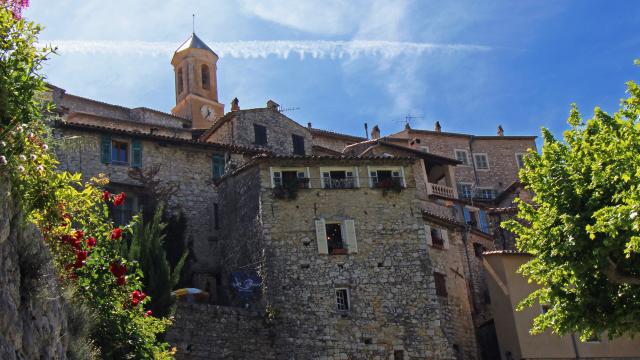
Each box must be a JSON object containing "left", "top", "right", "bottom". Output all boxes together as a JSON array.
[
  {"left": 131, "top": 139, "right": 142, "bottom": 168},
  {"left": 315, "top": 219, "right": 328, "bottom": 255},
  {"left": 315, "top": 218, "right": 357, "bottom": 255},
  {"left": 212, "top": 154, "right": 225, "bottom": 180},
  {"left": 254, "top": 124, "right": 267, "bottom": 145},
  {"left": 292, "top": 134, "right": 305, "bottom": 155},
  {"left": 478, "top": 209, "right": 489, "bottom": 233},
  {"left": 425, "top": 224, "right": 450, "bottom": 250},
  {"left": 100, "top": 135, "right": 111, "bottom": 164},
  {"left": 434, "top": 272, "right": 448, "bottom": 297},
  {"left": 344, "top": 220, "right": 357, "bottom": 253}
]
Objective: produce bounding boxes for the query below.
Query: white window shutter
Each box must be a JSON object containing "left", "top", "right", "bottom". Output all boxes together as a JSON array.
[
  {"left": 442, "top": 229, "right": 450, "bottom": 249},
  {"left": 424, "top": 224, "right": 433, "bottom": 246},
  {"left": 315, "top": 219, "right": 328, "bottom": 254},
  {"left": 344, "top": 220, "right": 357, "bottom": 253}
]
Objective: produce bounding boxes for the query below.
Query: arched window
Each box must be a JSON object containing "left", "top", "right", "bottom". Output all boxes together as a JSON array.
[
  {"left": 201, "top": 64, "right": 210, "bottom": 90},
  {"left": 176, "top": 67, "right": 183, "bottom": 94}
]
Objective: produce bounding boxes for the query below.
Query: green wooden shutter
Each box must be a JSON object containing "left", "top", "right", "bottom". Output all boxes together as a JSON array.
[
  {"left": 131, "top": 139, "right": 142, "bottom": 168},
  {"left": 212, "top": 154, "right": 225, "bottom": 180},
  {"left": 100, "top": 135, "right": 111, "bottom": 164}
]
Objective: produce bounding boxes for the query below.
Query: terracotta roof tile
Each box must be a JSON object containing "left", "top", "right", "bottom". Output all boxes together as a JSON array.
[
  {"left": 309, "top": 127, "right": 366, "bottom": 142},
  {"left": 482, "top": 249, "right": 531, "bottom": 256}
]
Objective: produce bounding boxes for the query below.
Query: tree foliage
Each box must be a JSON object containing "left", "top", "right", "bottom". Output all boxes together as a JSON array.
[
  {"left": 124, "top": 205, "right": 188, "bottom": 318},
  {"left": 504, "top": 61, "right": 640, "bottom": 339}
]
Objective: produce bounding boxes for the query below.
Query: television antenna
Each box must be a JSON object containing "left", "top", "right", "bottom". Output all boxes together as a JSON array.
[{"left": 278, "top": 106, "right": 300, "bottom": 113}]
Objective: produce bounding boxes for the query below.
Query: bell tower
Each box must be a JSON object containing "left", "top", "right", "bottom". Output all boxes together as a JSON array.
[{"left": 171, "top": 33, "right": 225, "bottom": 129}]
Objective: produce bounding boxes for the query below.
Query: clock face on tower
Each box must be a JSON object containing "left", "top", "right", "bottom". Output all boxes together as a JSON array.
[{"left": 200, "top": 104, "right": 215, "bottom": 121}]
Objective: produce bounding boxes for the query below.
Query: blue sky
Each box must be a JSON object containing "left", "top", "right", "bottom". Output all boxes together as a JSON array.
[{"left": 26, "top": 1, "right": 640, "bottom": 143}]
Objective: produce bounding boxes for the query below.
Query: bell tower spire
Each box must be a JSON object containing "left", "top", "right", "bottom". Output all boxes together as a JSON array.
[{"left": 170, "top": 32, "right": 224, "bottom": 129}]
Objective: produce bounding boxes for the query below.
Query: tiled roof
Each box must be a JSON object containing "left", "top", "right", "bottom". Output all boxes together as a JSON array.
[
  {"left": 311, "top": 145, "right": 343, "bottom": 155},
  {"left": 175, "top": 33, "right": 217, "bottom": 56},
  {"left": 309, "top": 127, "right": 366, "bottom": 141},
  {"left": 199, "top": 111, "right": 237, "bottom": 141},
  {"left": 422, "top": 210, "right": 462, "bottom": 228},
  {"left": 482, "top": 249, "right": 531, "bottom": 256},
  {"left": 486, "top": 206, "right": 518, "bottom": 214},
  {"left": 55, "top": 120, "right": 264, "bottom": 155},
  {"left": 391, "top": 128, "right": 537, "bottom": 140},
  {"left": 343, "top": 138, "right": 461, "bottom": 165},
  {"left": 253, "top": 153, "right": 416, "bottom": 161}
]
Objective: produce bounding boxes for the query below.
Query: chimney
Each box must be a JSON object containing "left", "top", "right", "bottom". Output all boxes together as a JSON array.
[
  {"left": 307, "top": 122, "right": 312, "bottom": 129},
  {"left": 435, "top": 121, "right": 441, "bottom": 133},
  {"left": 371, "top": 125, "right": 380, "bottom": 139},
  {"left": 231, "top": 97, "right": 240, "bottom": 111},
  {"left": 497, "top": 125, "right": 504, "bottom": 136},
  {"left": 364, "top": 123, "right": 369, "bottom": 140},
  {"left": 266, "top": 100, "right": 279, "bottom": 110},
  {"left": 405, "top": 122, "right": 411, "bottom": 130}
]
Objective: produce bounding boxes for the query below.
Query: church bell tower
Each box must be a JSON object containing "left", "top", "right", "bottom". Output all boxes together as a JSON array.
[{"left": 171, "top": 33, "right": 224, "bottom": 129}]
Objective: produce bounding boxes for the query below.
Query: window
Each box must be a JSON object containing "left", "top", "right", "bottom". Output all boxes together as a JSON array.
[
  {"left": 292, "top": 134, "right": 305, "bottom": 155},
  {"left": 420, "top": 146, "right": 429, "bottom": 153},
  {"left": 458, "top": 183, "right": 473, "bottom": 199},
  {"left": 322, "top": 170, "right": 356, "bottom": 189},
  {"left": 454, "top": 149, "right": 469, "bottom": 165},
  {"left": 540, "top": 304, "right": 550, "bottom": 314},
  {"left": 515, "top": 153, "right": 525, "bottom": 168},
  {"left": 315, "top": 219, "right": 357, "bottom": 255},
  {"left": 326, "top": 223, "right": 346, "bottom": 254},
  {"left": 201, "top": 64, "right": 210, "bottom": 89},
  {"left": 473, "top": 153, "right": 489, "bottom": 170},
  {"left": 111, "top": 140, "right": 129, "bottom": 165},
  {"left": 336, "top": 288, "right": 350, "bottom": 311},
  {"left": 272, "top": 169, "right": 308, "bottom": 188},
  {"left": 430, "top": 228, "right": 444, "bottom": 248},
  {"left": 212, "top": 154, "right": 225, "bottom": 180},
  {"left": 473, "top": 243, "right": 486, "bottom": 257},
  {"left": 393, "top": 350, "right": 404, "bottom": 360},
  {"left": 110, "top": 192, "right": 138, "bottom": 226},
  {"left": 177, "top": 67, "right": 183, "bottom": 94},
  {"left": 254, "top": 124, "right": 267, "bottom": 145},
  {"left": 370, "top": 169, "right": 404, "bottom": 188},
  {"left": 476, "top": 187, "right": 496, "bottom": 200},
  {"left": 434, "top": 272, "right": 447, "bottom": 297}
]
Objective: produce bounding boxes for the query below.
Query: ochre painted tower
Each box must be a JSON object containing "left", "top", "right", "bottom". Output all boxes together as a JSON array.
[{"left": 171, "top": 33, "right": 224, "bottom": 129}]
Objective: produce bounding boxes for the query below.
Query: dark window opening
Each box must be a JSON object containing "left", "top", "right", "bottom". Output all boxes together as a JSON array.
[
  {"left": 541, "top": 304, "right": 550, "bottom": 314},
  {"left": 323, "top": 170, "right": 355, "bottom": 189},
  {"left": 394, "top": 350, "right": 404, "bottom": 360},
  {"left": 212, "top": 154, "right": 225, "bottom": 180},
  {"left": 201, "top": 64, "right": 210, "bottom": 90},
  {"left": 371, "top": 169, "right": 403, "bottom": 188},
  {"left": 111, "top": 140, "right": 129, "bottom": 165},
  {"left": 326, "top": 223, "right": 345, "bottom": 255},
  {"left": 109, "top": 190, "right": 137, "bottom": 226},
  {"left": 431, "top": 228, "right": 444, "bottom": 248},
  {"left": 292, "top": 134, "right": 305, "bottom": 155},
  {"left": 254, "top": 124, "right": 267, "bottom": 145},
  {"left": 434, "top": 272, "right": 448, "bottom": 297},
  {"left": 336, "top": 288, "right": 349, "bottom": 311},
  {"left": 473, "top": 243, "right": 486, "bottom": 257}
]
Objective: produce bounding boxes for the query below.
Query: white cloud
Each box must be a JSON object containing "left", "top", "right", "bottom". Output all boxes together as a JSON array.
[
  {"left": 237, "top": 0, "right": 364, "bottom": 35},
  {"left": 41, "top": 39, "right": 490, "bottom": 60}
]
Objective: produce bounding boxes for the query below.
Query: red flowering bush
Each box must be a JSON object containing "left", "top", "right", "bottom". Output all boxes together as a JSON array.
[{"left": 0, "top": 8, "right": 174, "bottom": 359}]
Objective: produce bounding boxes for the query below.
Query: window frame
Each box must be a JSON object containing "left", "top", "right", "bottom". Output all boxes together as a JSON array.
[
  {"left": 420, "top": 146, "right": 429, "bottom": 153},
  {"left": 108, "top": 188, "right": 138, "bottom": 226},
  {"left": 335, "top": 288, "right": 350, "bottom": 312},
  {"left": 475, "top": 187, "right": 496, "bottom": 200},
  {"left": 434, "top": 271, "right": 448, "bottom": 297},
  {"left": 270, "top": 167, "right": 309, "bottom": 188},
  {"left": 325, "top": 222, "right": 346, "bottom": 255},
  {"left": 458, "top": 182, "right": 473, "bottom": 199},
  {"left": 367, "top": 166, "right": 405, "bottom": 188},
  {"left": 212, "top": 153, "right": 226, "bottom": 180},
  {"left": 253, "top": 123, "right": 268, "bottom": 146},
  {"left": 454, "top": 149, "right": 470, "bottom": 166},
  {"left": 111, "top": 139, "right": 130, "bottom": 165},
  {"left": 201, "top": 64, "right": 210, "bottom": 90},
  {"left": 473, "top": 153, "right": 490, "bottom": 171},
  {"left": 292, "top": 134, "right": 305, "bottom": 155},
  {"left": 515, "top": 153, "right": 525, "bottom": 169},
  {"left": 320, "top": 166, "right": 359, "bottom": 189},
  {"left": 430, "top": 227, "right": 444, "bottom": 248}
]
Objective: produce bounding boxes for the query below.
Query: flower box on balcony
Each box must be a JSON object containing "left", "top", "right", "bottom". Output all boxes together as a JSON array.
[{"left": 330, "top": 248, "right": 348, "bottom": 255}]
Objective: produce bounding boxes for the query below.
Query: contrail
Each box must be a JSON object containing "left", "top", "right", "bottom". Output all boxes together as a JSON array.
[{"left": 39, "top": 40, "right": 491, "bottom": 60}]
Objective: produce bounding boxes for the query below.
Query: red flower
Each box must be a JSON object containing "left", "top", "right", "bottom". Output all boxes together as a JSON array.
[
  {"left": 131, "top": 290, "right": 146, "bottom": 306},
  {"left": 113, "top": 192, "right": 126, "bottom": 206},
  {"left": 102, "top": 190, "right": 110, "bottom": 201},
  {"left": 76, "top": 250, "right": 88, "bottom": 262},
  {"left": 86, "top": 237, "right": 96, "bottom": 248},
  {"left": 71, "top": 238, "right": 82, "bottom": 250},
  {"left": 144, "top": 310, "right": 153, "bottom": 317},
  {"left": 62, "top": 213, "right": 71, "bottom": 222},
  {"left": 116, "top": 276, "right": 126, "bottom": 286},
  {"left": 69, "top": 272, "right": 77, "bottom": 280},
  {"left": 110, "top": 228, "right": 122, "bottom": 240},
  {"left": 109, "top": 262, "right": 126, "bottom": 277},
  {"left": 74, "top": 230, "right": 84, "bottom": 241},
  {"left": 61, "top": 234, "right": 74, "bottom": 244},
  {"left": 73, "top": 259, "right": 84, "bottom": 269}
]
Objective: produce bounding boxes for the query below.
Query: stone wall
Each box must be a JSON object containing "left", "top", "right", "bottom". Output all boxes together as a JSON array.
[
  {"left": 54, "top": 128, "right": 231, "bottom": 277},
  {"left": 310, "top": 131, "right": 363, "bottom": 153},
  {"left": 167, "top": 303, "right": 277, "bottom": 360},
  {"left": 0, "top": 178, "right": 72, "bottom": 359}
]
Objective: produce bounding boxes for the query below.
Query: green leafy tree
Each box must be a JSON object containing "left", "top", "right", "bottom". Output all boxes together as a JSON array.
[
  {"left": 125, "top": 205, "right": 188, "bottom": 317},
  {"left": 504, "top": 61, "right": 640, "bottom": 339}
]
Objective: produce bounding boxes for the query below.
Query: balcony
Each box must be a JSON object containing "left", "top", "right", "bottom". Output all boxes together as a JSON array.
[
  {"left": 323, "top": 178, "right": 356, "bottom": 189},
  {"left": 428, "top": 183, "right": 456, "bottom": 198}
]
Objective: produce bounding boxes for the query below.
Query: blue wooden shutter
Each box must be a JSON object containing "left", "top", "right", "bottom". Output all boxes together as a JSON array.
[
  {"left": 212, "top": 154, "right": 225, "bottom": 179},
  {"left": 131, "top": 139, "right": 142, "bottom": 168},
  {"left": 463, "top": 207, "right": 471, "bottom": 225},
  {"left": 479, "top": 210, "right": 489, "bottom": 233},
  {"left": 100, "top": 135, "right": 111, "bottom": 164}
]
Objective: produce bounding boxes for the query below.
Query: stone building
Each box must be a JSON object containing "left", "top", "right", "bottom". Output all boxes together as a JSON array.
[{"left": 48, "top": 33, "right": 548, "bottom": 359}]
